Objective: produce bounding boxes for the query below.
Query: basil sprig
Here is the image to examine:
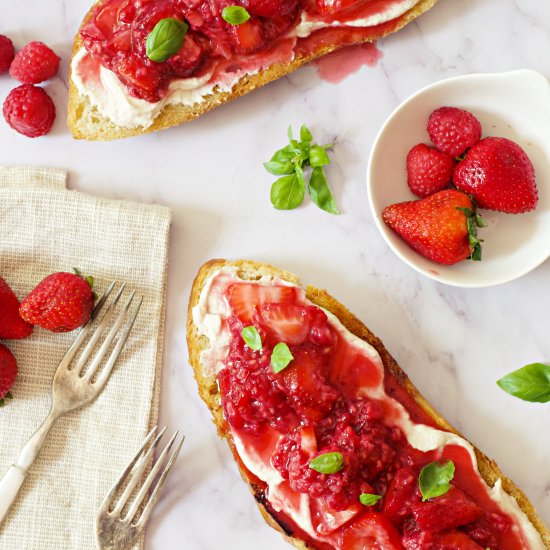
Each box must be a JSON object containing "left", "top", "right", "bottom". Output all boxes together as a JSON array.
[
  {"left": 359, "top": 493, "right": 381, "bottom": 506},
  {"left": 497, "top": 363, "right": 550, "bottom": 403},
  {"left": 309, "top": 452, "right": 343, "bottom": 474},
  {"left": 264, "top": 125, "right": 339, "bottom": 215},
  {"left": 146, "top": 18, "right": 189, "bottom": 62},
  {"left": 241, "top": 326, "right": 262, "bottom": 351},
  {"left": 418, "top": 461, "right": 455, "bottom": 501},
  {"left": 271, "top": 342, "right": 293, "bottom": 373},
  {"left": 222, "top": 5, "right": 250, "bottom": 25}
]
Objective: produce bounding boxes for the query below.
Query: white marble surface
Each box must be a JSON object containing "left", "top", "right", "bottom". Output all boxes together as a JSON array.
[{"left": 1, "top": 0, "right": 550, "bottom": 548}]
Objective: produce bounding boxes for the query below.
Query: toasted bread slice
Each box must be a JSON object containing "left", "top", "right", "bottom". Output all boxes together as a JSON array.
[
  {"left": 187, "top": 258, "right": 550, "bottom": 549},
  {"left": 68, "top": 0, "right": 438, "bottom": 140}
]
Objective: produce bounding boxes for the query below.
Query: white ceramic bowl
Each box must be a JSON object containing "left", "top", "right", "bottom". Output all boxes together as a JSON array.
[{"left": 367, "top": 69, "right": 550, "bottom": 287}]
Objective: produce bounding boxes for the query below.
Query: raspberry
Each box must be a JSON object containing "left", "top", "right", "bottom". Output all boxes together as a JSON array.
[
  {"left": 9, "top": 41, "right": 60, "bottom": 84},
  {"left": 0, "top": 35, "right": 15, "bottom": 73},
  {"left": 406, "top": 143, "right": 455, "bottom": 198},
  {"left": 3, "top": 84, "right": 56, "bottom": 138},
  {"left": 427, "top": 106, "right": 482, "bottom": 157}
]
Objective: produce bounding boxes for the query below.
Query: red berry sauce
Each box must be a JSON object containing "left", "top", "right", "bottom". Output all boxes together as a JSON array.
[{"left": 213, "top": 278, "right": 530, "bottom": 549}]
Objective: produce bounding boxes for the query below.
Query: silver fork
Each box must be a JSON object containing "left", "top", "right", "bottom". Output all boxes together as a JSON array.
[
  {"left": 0, "top": 282, "right": 142, "bottom": 526},
  {"left": 96, "top": 426, "right": 184, "bottom": 550}
]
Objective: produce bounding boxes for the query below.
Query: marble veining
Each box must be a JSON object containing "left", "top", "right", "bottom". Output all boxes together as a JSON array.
[{"left": 1, "top": 0, "right": 550, "bottom": 548}]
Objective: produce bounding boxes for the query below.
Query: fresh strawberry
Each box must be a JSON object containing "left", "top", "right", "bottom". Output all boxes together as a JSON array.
[
  {"left": 259, "top": 303, "right": 314, "bottom": 345},
  {"left": 0, "top": 343, "right": 17, "bottom": 406},
  {"left": 280, "top": 347, "right": 338, "bottom": 421},
  {"left": 382, "top": 189, "right": 485, "bottom": 265},
  {"left": 411, "top": 486, "right": 481, "bottom": 532},
  {"left": 226, "top": 282, "right": 297, "bottom": 323},
  {"left": 406, "top": 143, "right": 455, "bottom": 198},
  {"left": 427, "top": 107, "right": 482, "bottom": 157},
  {"left": 229, "top": 19, "right": 264, "bottom": 53},
  {"left": 341, "top": 511, "right": 403, "bottom": 550},
  {"left": 19, "top": 271, "right": 95, "bottom": 333},
  {"left": 244, "top": 0, "right": 298, "bottom": 18},
  {"left": 382, "top": 467, "right": 420, "bottom": 525},
  {"left": 0, "top": 276, "right": 33, "bottom": 339},
  {"left": 438, "top": 531, "right": 484, "bottom": 549},
  {"left": 453, "top": 136, "right": 538, "bottom": 213}
]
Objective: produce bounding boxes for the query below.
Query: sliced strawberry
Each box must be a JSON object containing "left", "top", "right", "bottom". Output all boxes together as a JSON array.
[
  {"left": 411, "top": 486, "right": 481, "bottom": 532},
  {"left": 341, "top": 511, "right": 403, "bottom": 550},
  {"left": 230, "top": 19, "right": 264, "bottom": 53},
  {"left": 280, "top": 347, "right": 338, "bottom": 421},
  {"left": 259, "top": 303, "right": 312, "bottom": 345},
  {"left": 382, "top": 467, "right": 420, "bottom": 526},
  {"left": 315, "top": 0, "right": 356, "bottom": 15},
  {"left": 438, "top": 531, "right": 484, "bottom": 550},
  {"left": 299, "top": 425, "right": 317, "bottom": 456},
  {"left": 225, "top": 282, "right": 297, "bottom": 323}
]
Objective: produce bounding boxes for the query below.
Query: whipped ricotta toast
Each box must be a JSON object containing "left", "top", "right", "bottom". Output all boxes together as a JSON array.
[{"left": 187, "top": 259, "right": 550, "bottom": 550}]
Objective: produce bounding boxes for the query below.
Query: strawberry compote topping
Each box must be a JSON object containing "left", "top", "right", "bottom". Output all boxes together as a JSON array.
[
  {"left": 215, "top": 279, "right": 529, "bottom": 549},
  {"left": 80, "top": 0, "right": 416, "bottom": 102}
]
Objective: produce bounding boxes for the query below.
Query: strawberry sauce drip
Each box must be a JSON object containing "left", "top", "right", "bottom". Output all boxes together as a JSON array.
[
  {"left": 217, "top": 280, "right": 527, "bottom": 549},
  {"left": 81, "top": 0, "right": 406, "bottom": 101},
  {"left": 313, "top": 42, "right": 382, "bottom": 83}
]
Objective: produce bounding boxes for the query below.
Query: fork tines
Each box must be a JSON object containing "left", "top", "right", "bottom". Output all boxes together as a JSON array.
[
  {"left": 99, "top": 426, "right": 184, "bottom": 528},
  {"left": 59, "top": 282, "right": 142, "bottom": 382}
]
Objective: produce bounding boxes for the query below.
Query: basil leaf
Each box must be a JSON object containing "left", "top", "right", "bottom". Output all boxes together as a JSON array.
[
  {"left": 241, "top": 326, "right": 262, "bottom": 351},
  {"left": 146, "top": 18, "right": 188, "bottom": 62},
  {"left": 359, "top": 493, "right": 382, "bottom": 506},
  {"left": 300, "top": 124, "right": 313, "bottom": 143},
  {"left": 271, "top": 174, "right": 305, "bottom": 210},
  {"left": 309, "top": 452, "right": 344, "bottom": 474},
  {"left": 419, "top": 461, "right": 455, "bottom": 502},
  {"left": 287, "top": 125, "right": 294, "bottom": 141},
  {"left": 270, "top": 146, "right": 295, "bottom": 163},
  {"left": 263, "top": 160, "right": 294, "bottom": 175},
  {"left": 309, "top": 145, "right": 330, "bottom": 167},
  {"left": 221, "top": 5, "right": 250, "bottom": 25},
  {"left": 497, "top": 363, "right": 550, "bottom": 403},
  {"left": 271, "top": 342, "right": 293, "bottom": 373},
  {"left": 309, "top": 167, "right": 339, "bottom": 215}
]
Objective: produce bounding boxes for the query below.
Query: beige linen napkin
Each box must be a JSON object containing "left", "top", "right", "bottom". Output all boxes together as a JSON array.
[{"left": 0, "top": 167, "right": 171, "bottom": 550}]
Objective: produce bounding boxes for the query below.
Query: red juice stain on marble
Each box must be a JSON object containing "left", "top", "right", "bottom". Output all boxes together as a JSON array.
[{"left": 314, "top": 42, "right": 383, "bottom": 84}]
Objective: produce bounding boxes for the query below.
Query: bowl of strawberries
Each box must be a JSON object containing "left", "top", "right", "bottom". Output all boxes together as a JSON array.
[{"left": 367, "top": 69, "right": 550, "bottom": 287}]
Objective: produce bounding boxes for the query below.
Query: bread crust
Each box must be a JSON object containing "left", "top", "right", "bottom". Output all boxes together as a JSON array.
[
  {"left": 187, "top": 258, "right": 550, "bottom": 549},
  {"left": 68, "top": 0, "right": 438, "bottom": 140}
]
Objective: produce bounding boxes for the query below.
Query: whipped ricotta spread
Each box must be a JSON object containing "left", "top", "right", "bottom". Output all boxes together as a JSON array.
[
  {"left": 73, "top": 0, "right": 421, "bottom": 128},
  {"left": 193, "top": 266, "right": 546, "bottom": 549}
]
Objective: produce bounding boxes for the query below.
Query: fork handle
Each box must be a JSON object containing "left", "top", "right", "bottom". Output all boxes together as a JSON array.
[{"left": 0, "top": 407, "right": 60, "bottom": 527}]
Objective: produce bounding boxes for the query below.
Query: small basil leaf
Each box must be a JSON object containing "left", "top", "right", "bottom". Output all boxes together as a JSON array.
[
  {"left": 300, "top": 124, "right": 313, "bottom": 143},
  {"left": 221, "top": 5, "right": 250, "bottom": 25},
  {"left": 419, "top": 461, "right": 455, "bottom": 502},
  {"left": 146, "top": 18, "right": 188, "bottom": 62},
  {"left": 271, "top": 174, "right": 305, "bottom": 210},
  {"left": 271, "top": 342, "right": 293, "bottom": 373},
  {"left": 309, "top": 144, "right": 331, "bottom": 167},
  {"left": 309, "top": 452, "right": 344, "bottom": 474},
  {"left": 497, "top": 363, "right": 550, "bottom": 403},
  {"left": 309, "top": 166, "right": 339, "bottom": 215},
  {"left": 287, "top": 125, "right": 294, "bottom": 141},
  {"left": 263, "top": 160, "right": 294, "bottom": 175},
  {"left": 270, "top": 146, "right": 295, "bottom": 163},
  {"left": 241, "top": 326, "right": 262, "bottom": 351},
  {"left": 359, "top": 493, "right": 382, "bottom": 506}
]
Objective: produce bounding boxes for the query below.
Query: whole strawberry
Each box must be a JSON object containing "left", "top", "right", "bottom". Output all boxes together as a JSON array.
[
  {"left": 427, "top": 107, "right": 482, "bottom": 157},
  {"left": 407, "top": 143, "right": 455, "bottom": 198},
  {"left": 19, "top": 271, "right": 95, "bottom": 332},
  {"left": 453, "top": 137, "right": 537, "bottom": 214},
  {"left": 0, "top": 276, "right": 33, "bottom": 339},
  {"left": 383, "top": 189, "right": 485, "bottom": 265},
  {"left": 0, "top": 343, "right": 17, "bottom": 406}
]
